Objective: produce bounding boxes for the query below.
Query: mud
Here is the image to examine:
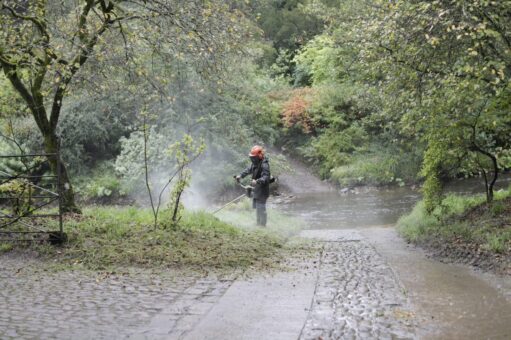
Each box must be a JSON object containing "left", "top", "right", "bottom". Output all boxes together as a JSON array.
[
  {"left": 417, "top": 196, "right": 511, "bottom": 275},
  {"left": 419, "top": 237, "right": 510, "bottom": 275}
]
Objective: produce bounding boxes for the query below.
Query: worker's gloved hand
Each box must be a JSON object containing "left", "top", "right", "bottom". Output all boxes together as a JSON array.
[
  {"left": 235, "top": 175, "right": 241, "bottom": 183},
  {"left": 251, "top": 179, "right": 257, "bottom": 186}
]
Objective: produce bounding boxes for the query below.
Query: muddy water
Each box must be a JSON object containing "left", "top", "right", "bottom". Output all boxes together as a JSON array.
[
  {"left": 364, "top": 227, "right": 511, "bottom": 340},
  {"left": 277, "top": 172, "right": 511, "bottom": 339},
  {"left": 278, "top": 174, "right": 511, "bottom": 229},
  {"left": 277, "top": 187, "right": 420, "bottom": 229}
]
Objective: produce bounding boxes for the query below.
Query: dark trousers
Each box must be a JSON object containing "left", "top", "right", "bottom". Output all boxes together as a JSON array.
[{"left": 253, "top": 198, "right": 267, "bottom": 227}]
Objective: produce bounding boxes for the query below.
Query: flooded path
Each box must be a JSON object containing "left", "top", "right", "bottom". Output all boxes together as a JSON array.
[
  {"left": 276, "top": 168, "right": 511, "bottom": 339},
  {"left": 187, "top": 230, "right": 418, "bottom": 340},
  {"left": 364, "top": 227, "right": 511, "bottom": 339},
  {"left": 1, "top": 161, "right": 510, "bottom": 339}
]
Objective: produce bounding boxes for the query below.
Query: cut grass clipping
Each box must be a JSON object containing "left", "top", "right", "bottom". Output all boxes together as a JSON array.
[
  {"left": 214, "top": 197, "right": 306, "bottom": 239},
  {"left": 1, "top": 207, "right": 291, "bottom": 271}
]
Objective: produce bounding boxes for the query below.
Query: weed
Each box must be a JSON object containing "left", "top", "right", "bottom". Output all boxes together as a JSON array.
[
  {"left": 216, "top": 197, "right": 305, "bottom": 239},
  {"left": 490, "top": 201, "right": 506, "bottom": 217},
  {"left": 397, "top": 201, "right": 439, "bottom": 242},
  {"left": 484, "top": 234, "right": 505, "bottom": 253},
  {"left": 0, "top": 243, "right": 13, "bottom": 253},
  {"left": 75, "top": 163, "right": 125, "bottom": 202}
]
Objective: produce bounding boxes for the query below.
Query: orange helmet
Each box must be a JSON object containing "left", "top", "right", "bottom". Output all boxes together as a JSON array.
[{"left": 249, "top": 145, "right": 264, "bottom": 159}]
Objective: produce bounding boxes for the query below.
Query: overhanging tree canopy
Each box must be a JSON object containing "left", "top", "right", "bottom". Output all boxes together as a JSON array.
[{"left": 0, "top": 0, "right": 244, "bottom": 212}]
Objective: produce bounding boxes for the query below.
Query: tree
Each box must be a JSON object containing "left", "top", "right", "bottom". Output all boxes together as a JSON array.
[
  {"left": 0, "top": 0, "right": 243, "bottom": 212},
  {"left": 372, "top": 0, "right": 511, "bottom": 205}
]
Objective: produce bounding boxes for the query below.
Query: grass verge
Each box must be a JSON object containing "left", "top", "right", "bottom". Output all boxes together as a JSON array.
[
  {"left": 397, "top": 188, "right": 511, "bottom": 273},
  {"left": 0, "top": 206, "right": 301, "bottom": 271}
]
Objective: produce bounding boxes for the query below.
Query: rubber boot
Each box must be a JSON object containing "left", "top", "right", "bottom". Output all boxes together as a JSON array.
[
  {"left": 256, "top": 201, "right": 267, "bottom": 227},
  {"left": 260, "top": 210, "right": 267, "bottom": 227}
]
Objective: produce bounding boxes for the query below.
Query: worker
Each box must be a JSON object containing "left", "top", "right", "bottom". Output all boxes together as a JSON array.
[{"left": 235, "top": 145, "right": 271, "bottom": 226}]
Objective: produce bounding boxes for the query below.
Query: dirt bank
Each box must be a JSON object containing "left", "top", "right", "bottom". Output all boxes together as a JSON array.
[
  {"left": 418, "top": 237, "right": 510, "bottom": 275},
  {"left": 408, "top": 197, "right": 511, "bottom": 275}
]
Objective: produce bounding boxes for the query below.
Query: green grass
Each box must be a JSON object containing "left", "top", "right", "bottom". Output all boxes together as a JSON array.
[
  {"left": 0, "top": 243, "right": 13, "bottom": 253},
  {"left": 396, "top": 201, "right": 439, "bottom": 242},
  {"left": 397, "top": 188, "right": 511, "bottom": 254},
  {"left": 0, "top": 206, "right": 297, "bottom": 271},
  {"left": 215, "top": 197, "right": 306, "bottom": 239},
  {"left": 484, "top": 233, "right": 509, "bottom": 253}
]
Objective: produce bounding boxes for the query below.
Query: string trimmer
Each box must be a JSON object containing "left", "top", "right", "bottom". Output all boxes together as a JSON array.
[{"left": 211, "top": 181, "right": 254, "bottom": 215}]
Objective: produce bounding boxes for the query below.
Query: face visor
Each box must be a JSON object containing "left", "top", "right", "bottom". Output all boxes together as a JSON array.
[{"left": 249, "top": 155, "right": 260, "bottom": 164}]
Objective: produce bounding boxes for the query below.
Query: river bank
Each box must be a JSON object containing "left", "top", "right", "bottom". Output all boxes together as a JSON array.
[
  {"left": 398, "top": 192, "right": 511, "bottom": 275},
  {"left": 277, "top": 162, "right": 511, "bottom": 274}
]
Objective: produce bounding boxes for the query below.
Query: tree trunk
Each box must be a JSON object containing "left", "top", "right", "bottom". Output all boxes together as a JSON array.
[
  {"left": 487, "top": 155, "right": 499, "bottom": 203},
  {"left": 472, "top": 143, "right": 499, "bottom": 204},
  {"left": 43, "top": 133, "right": 80, "bottom": 213},
  {"left": 481, "top": 167, "right": 490, "bottom": 203}
]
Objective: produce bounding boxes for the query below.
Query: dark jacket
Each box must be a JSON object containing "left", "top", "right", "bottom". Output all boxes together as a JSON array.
[{"left": 240, "top": 158, "right": 271, "bottom": 200}]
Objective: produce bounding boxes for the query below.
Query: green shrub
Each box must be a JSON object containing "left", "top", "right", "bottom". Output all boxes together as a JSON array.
[
  {"left": 397, "top": 201, "right": 439, "bottom": 242},
  {"left": 303, "top": 124, "right": 369, "bottom": 179},
  {"left": 84, "top": 174, "right": 123, "bottom": 200},
  {"left": 330, "top": 146, "right": 422, "bottom": 187},
  {"left": 59, "top": 94, "right": 138, "bottom": 173},
  {"left": 75, "top": 163, "right": 125, "bottom": 201}
]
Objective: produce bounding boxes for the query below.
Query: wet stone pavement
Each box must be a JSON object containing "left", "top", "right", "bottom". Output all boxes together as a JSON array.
[
  {"left": 300, "top": 230, "right": 416, "bottom": 340},
  {"left": 0, "top": 256, "right": 236, "bottom": 339},
  {"left": 1, "top": 231, "right": 418, "bottom": 340}
]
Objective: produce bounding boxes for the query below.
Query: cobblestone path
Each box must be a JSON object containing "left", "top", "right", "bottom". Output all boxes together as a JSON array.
[
  {"left": 1, "top": 229, "right": 417, "bottom": 340},
  {"left": 0, "top": 256, "right": 235, "bottom": 339},
  {"left": 299, "top": 230, "right": 416, "bottom": 340}
]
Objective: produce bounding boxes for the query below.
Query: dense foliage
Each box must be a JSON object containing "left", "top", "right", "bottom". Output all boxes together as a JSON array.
[
  {"left": 1, "top": 0, "right": 509, "bottom": 214},
  {"left": 270, "top": 0, "right": 511, "bottom": 208},
  {"left": 0, "top": 0, "right": 246, "bottom": 211}
]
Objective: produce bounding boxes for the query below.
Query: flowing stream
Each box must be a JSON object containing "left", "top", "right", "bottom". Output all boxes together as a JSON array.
[{"left": 278, "top": 174, "right": 511, "bottom": 230}]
